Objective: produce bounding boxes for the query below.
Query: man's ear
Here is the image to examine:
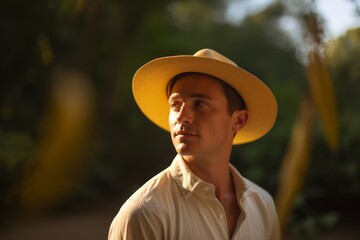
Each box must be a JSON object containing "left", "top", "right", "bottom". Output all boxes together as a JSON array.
[{"left": 232, "top": 110, "right": 248, "bottom": 133}]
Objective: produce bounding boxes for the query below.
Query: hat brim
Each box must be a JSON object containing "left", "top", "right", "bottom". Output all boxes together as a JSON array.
[{"left": 132, "top": 55, "right": 277, "bottom": 144}]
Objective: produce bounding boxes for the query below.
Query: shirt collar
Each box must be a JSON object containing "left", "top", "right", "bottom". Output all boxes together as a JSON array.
[
  {"left": 169, "top": 155, "right": 203, "bottom": 198},
  {"left": 169, "top": 154, "right": 251, "bottom": 200},
  {"left": 229, "top": 163, "right": 251, "bottom": 198}
]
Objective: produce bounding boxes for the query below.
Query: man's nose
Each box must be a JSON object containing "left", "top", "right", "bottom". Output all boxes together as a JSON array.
[{"left": 176, "top": 104, "right": 193, "bottom": 124}]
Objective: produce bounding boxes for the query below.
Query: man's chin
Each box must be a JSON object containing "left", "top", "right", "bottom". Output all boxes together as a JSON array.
[{"left": 175, "top": 143, "right": 193, "bottom": 156}]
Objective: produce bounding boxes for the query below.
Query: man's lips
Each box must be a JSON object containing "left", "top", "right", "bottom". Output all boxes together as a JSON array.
[{"left": 175, "top": 130, "right": 197, "bottom": 137}]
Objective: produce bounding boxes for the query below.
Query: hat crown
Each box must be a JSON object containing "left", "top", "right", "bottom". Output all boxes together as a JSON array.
[{"left": 194, "top": 48, "right": 238, "bottom": 67}]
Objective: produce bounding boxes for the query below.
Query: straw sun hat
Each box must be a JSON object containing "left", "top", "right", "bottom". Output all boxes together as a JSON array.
[{"left": 132, "top": 48, "right": 277, "bottom": 144}]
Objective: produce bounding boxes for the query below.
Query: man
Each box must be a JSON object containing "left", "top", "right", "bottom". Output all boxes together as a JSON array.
[{"left": 108, "top": 49, "right": 281, "bottom": 239}]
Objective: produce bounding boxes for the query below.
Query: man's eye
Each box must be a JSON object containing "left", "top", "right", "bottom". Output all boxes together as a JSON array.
[
  {"left": 170, "top": 102, "right": 181, "bottom": 110},
  {"left": 194, "top": 100, "right": 206, "bottom": 107}
]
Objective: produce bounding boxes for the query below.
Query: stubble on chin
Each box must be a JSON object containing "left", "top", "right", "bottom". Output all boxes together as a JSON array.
[{"left": 174, "top": 142, "right": 192, "bottom": 156}]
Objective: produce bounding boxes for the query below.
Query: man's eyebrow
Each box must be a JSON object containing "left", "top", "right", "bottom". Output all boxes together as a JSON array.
[
  {"left": 168, "top": 93, "right": 181, "bottom": 102},
  {"left": 168, "top": 93, "right": 213, "bottom": 102},
  {"left": 189, "top": 93, "right": 213, "bottom": 100}
]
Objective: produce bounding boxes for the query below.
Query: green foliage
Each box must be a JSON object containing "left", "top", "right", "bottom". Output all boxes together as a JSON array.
[
  {"left": 0, "top": 130, "right": 34, "bottom": 218},
  {"left": 288, "top": 208, "right": 340, "bottom": 240}
]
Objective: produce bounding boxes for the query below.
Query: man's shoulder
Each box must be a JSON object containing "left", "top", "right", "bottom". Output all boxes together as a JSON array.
[
  {"left": 109, "top": 169, "right": 174, "bottom": 239},
  {"left": 131, "top": 168, "right": 172, "bottom": 199},
  {"left": 242, "top": 177, "right": 274, "bottom": 203},
  {"left": 120, "top": 167, "right": 178, "bottom": 212}
]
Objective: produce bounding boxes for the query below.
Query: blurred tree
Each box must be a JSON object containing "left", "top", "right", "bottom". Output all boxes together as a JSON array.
[
  {"left": 0, "top": 0, "right": 57, "bottom": 217},
  {"left": 282, "top": 27, "right": 360, "bottom": 238},
  {"left": 275, "top": 1, "right": 340, "bottom": 234},
  {"left": 275, "top": 1, "right": 360, "bottom": 238},
  {"left": 326, "top": 27, "right": 360, "bottom": 197}
]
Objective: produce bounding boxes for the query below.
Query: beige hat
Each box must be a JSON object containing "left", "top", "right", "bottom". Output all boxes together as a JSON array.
[{"left": 132, "top": 48, "right": 277, "bottom": 144}]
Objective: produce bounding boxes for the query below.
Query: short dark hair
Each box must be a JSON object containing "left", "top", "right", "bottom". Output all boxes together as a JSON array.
[{"left": 166, "top": 72, "right": 246, "bottom": 114}]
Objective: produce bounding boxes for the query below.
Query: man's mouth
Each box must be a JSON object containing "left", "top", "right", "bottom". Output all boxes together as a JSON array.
[{"left": 175, "top": 130, "right": 197, "bottom": 137}]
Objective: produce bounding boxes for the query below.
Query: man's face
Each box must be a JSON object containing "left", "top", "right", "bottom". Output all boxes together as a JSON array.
[{"left": 168, "top": 74, "right": 242, "bottom": 158}]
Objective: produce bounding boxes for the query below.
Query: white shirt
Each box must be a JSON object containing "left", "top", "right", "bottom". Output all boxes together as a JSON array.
[{"left": 109, "top": 155, "right": 281, "bottom": 240}]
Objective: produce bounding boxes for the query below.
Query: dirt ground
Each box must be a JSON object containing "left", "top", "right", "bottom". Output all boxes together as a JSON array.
[
  {"left": 1, "top": 198, "right": 359, "bottom": 240},
  {"left": 0, "top": 198, "right": 120, "bottom": 240}
]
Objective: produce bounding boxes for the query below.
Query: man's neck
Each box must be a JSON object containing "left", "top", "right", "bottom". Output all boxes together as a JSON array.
[{"left": 181, "top": 154, "right": 233, "bottom": 198}]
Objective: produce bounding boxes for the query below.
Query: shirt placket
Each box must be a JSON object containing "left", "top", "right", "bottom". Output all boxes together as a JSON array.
[
  {"left": 232, "top": 196, "right": 248, "bottom": 240},
  {"left": 202, "top": 183, "right": 229, "bottom": 238}
]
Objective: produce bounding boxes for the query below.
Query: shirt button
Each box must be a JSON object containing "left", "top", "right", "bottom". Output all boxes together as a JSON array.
[
  {"left": 218, "top": 213, "right": 224, "bottom": 219},
  {"left": 204, "top": 186, "right": 210, "bottom": 191}
]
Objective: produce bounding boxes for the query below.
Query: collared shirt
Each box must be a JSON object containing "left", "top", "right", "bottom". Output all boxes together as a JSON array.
[{"left": 108, "top": 155, "right": 281, "bottom": 240}]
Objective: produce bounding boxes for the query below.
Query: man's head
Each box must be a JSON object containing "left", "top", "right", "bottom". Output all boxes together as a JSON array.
[
  {"left": 132, "top": 48, "right": 277, "bottom": 144},
  {"left": 167, "top": 73, "right": 248, "bottom": 157}
]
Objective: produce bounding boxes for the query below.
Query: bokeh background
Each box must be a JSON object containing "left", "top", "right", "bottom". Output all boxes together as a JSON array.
[{"left": 1, "top": 0, "right": 359, "bottom": 239}]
